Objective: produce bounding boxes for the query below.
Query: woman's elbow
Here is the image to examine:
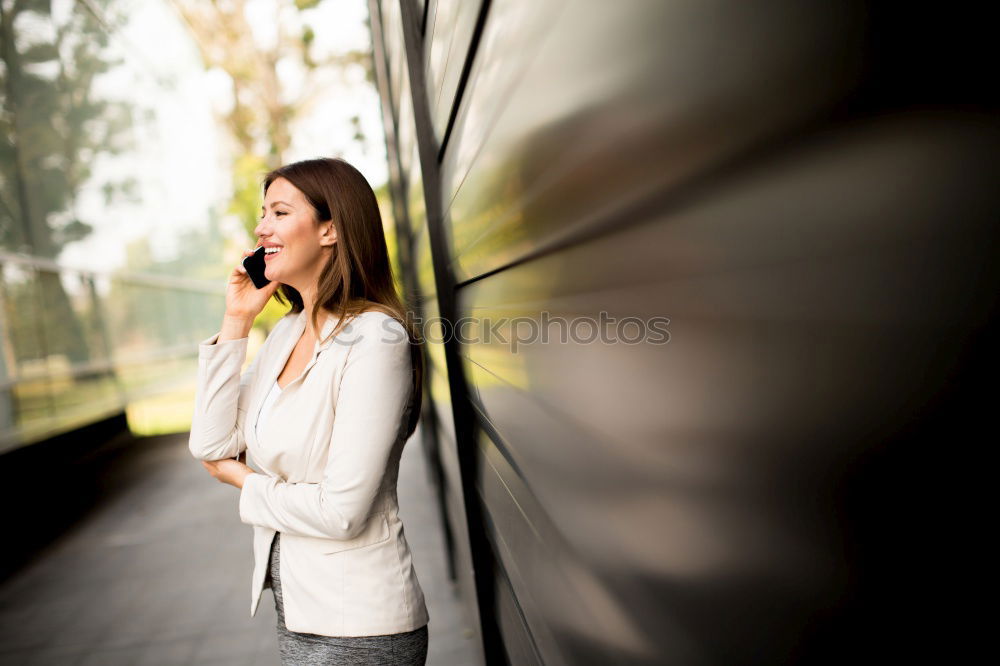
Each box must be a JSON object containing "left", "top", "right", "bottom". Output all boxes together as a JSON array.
[
  {"left": 188, "top": 430, "right": 239, "bottom": 461},
  {"left": 188, "top": 442, "right": 220, "bottom": 462},
  {"left": 317, "top": 491, "right": 375, "bottom": 540}
]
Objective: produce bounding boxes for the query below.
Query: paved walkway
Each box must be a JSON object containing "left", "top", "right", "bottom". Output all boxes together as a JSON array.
[{"left": 0, "top": 425, "right": 480, "bottom": 665}]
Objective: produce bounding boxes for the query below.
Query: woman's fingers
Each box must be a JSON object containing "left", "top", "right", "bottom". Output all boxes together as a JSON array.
[
  {"left": 236, "top": 247, "right": 260, "bottom": 274},
  {"left": 232, "top": 249, "right": 257, "bottom": 275}
]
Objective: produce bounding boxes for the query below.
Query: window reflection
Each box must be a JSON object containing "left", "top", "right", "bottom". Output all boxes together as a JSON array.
[{"left": 1, "top": 1, "right": 228, "bottom": 452}]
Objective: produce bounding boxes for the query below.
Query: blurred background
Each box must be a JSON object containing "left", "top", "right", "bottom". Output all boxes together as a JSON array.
[
  {"left": 0, "top": 0, "right": 388, "bottom": 446},
  {"left": 1, "top": 0, "right": 998, "bottom": 664}
]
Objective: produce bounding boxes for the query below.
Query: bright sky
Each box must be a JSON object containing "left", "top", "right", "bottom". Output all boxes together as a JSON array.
[{"left": 58, "top": 0, "right": 387, "bottom": 276}]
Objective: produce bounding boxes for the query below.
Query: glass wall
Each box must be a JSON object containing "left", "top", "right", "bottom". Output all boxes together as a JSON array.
[{"left": 1, "top": 0, "right": 231, "bottom": 453}]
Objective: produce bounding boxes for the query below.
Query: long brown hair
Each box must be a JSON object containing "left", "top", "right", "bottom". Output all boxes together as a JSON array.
[{"left": 262, "top": 157, "right": 423, "bottom": 437}]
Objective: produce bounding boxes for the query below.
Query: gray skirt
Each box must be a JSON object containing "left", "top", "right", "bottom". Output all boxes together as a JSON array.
[{"left": 265, "top": 532, "right": 428, "bottom": 665}]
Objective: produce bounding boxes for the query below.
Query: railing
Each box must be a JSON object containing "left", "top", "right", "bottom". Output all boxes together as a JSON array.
[{"left": 0, "top": 250, "right": 225, "bottom": 454}]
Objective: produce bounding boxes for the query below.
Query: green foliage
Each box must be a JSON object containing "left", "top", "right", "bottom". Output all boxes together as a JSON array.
[
  {"left": 230, "top": 153, "right": 271, "bottom": 239},
  {"left": 301, "top": 24, "right": 316, "bottom": 68},
  {"left": 169, "top": 0, "right": 382, "bottom": 332}
]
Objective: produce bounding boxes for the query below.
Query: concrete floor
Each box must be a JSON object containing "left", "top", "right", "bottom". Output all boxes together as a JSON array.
[{"left": 0, "top": 426, "right": 481, "bottom": 665}]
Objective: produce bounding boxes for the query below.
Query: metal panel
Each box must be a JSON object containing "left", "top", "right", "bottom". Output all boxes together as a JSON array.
[
  {"left": 395, "top": 50, "right": 416, "bottom": 179},
  {"left": 440, "top": 0, "right": 863, "bottom": 283},
  {"left": 455, "top": 115, "right": 999, "bottom": 662},
  {"left": 423, "top": 0, "right": 483, "bottom": 144},
  {"left": 413, "top": 223, "right": 437, "bottom": 308},
  {"left": 375, "top": 0, "right": 999, "bottom": 661},
  {"left": 478, "top": 427, "right": 645, "bottom": 664},
  {"left": 380, "top": 0, "right": 406, "bottom": 129},
  {"left": 375, "top": 4, "right": 492, "bottom": 662},
  {"left": 406, "top": 136, "right": 427, "bottom": 237},
  {"left": 491, "top": 555, "right": 544, "bottom": 666}
]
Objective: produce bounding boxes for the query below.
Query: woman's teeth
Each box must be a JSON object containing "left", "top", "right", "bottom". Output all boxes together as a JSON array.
[{"left": 264, "top": 247, "right": 282, "bottom": 254}]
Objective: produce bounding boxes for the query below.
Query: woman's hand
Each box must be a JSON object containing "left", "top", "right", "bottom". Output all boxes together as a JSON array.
[
  {"left": 202, "top": 457, "right": 255, "bottom": 489},
  {"left": 225, "top": 248, "right": 280, "bottom": 320}
]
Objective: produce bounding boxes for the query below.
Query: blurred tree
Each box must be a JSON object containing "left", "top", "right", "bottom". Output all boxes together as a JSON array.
[
  {"left": 0, "top": 0, "right": 136, "bottom": 364},
  {"left": 167, "top": 0, "right": 371, "bottom": 242}
]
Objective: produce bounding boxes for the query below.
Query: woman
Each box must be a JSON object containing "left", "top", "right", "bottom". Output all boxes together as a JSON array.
[{"left": 188, "top": 157, "right": 429, "bottom": 665}]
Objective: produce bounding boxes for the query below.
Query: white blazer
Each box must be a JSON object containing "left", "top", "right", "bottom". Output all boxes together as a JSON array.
[{"left": 188, "top": 308, "right": 430, "bottom": 637}]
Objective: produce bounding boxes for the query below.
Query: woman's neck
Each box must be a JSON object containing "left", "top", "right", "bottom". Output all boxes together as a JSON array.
[{"left": 293, "top": 286, "right": 321, "bottom": 339}]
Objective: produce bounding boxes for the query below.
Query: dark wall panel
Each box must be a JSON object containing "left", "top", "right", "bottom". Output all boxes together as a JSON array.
[
  {"left": 374, "top": 0, "right": 999, "bottom": 663},
  {"left": 477, "top": 427, "right": 672, "bottom": 664},
  {"left": 412, "top": 223, "right": 435, "bottom": 303},
  {"left": 491, "top": 552, "right": 544, "bottom": 666},
  {"left": 380, "top": 0, "right": 406, "bottom": 128},
  {"left": 374, "top": 3, "right": 488, "bottom": 662},
  {"left": 423, "top": 0, "right": 483, "bottom": 144},
  {"left": 456, "top": 114, "right": 998, "bottom": 662},
  {"left": 396, "top": 71, "right": 415, "bottom": 182},
  {"left": 441, "top": 0, "right": 861, "bottom": 283}
]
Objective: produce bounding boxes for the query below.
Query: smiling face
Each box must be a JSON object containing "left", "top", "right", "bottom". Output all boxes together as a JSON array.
[{"left": 255, "top": 176, "right": 336, "bottom": 292}]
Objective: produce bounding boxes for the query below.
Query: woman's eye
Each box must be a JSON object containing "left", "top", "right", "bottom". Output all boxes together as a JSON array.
[{"left": 275, "top": 211, "right": 286, "bottom": 216}]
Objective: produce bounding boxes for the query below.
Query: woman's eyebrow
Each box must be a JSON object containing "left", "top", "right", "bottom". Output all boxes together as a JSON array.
[{"left": 261, "top": 200, "right": 295, "bottom": 211}]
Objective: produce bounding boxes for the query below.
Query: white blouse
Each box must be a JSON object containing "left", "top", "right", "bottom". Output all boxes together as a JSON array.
[{"left": 255, "top": 379, "right": 282, "bottom": 439}]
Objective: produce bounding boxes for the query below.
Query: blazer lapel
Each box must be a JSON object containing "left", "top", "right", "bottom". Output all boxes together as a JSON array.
[
  {"left": 249, "top": 311, "right": 306, "bottom": 439},
  {"left": 284, "top": 312, "right": 340, "bottom": 386},
  {"left": 247, "top": 310, "right": 351, "bottom": 439}
]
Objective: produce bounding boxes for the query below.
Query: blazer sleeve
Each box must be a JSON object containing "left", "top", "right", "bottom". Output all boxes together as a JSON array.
[
  {"left": 188, "top": 327, "right": 267, "bottom": 462},
  {"left": 238, "top": 318, "right": 413, "bottom": 540}
]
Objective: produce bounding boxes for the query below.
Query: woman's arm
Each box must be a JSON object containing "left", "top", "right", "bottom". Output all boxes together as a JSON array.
[
  {"left": 190, "top": 249, "right": 280, "bottom": 462},
  {"left": 189, "top": 315, "right": 274, "bottom": 462},
  {"left": 188, "top": 333, "right": 253, "bottom": 462},
  {"left": 238, "top": 318, "right": 413, "bottom": 540}
]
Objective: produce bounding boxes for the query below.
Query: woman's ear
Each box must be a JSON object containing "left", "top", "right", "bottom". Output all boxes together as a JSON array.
[{"left": 319, "top": 221, "right": 337, "bottom": 247}]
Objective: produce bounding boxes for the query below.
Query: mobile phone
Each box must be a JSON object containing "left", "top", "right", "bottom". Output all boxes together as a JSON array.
[{"left": 242, "top": 246, "right": 270, "bottom": 289}]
